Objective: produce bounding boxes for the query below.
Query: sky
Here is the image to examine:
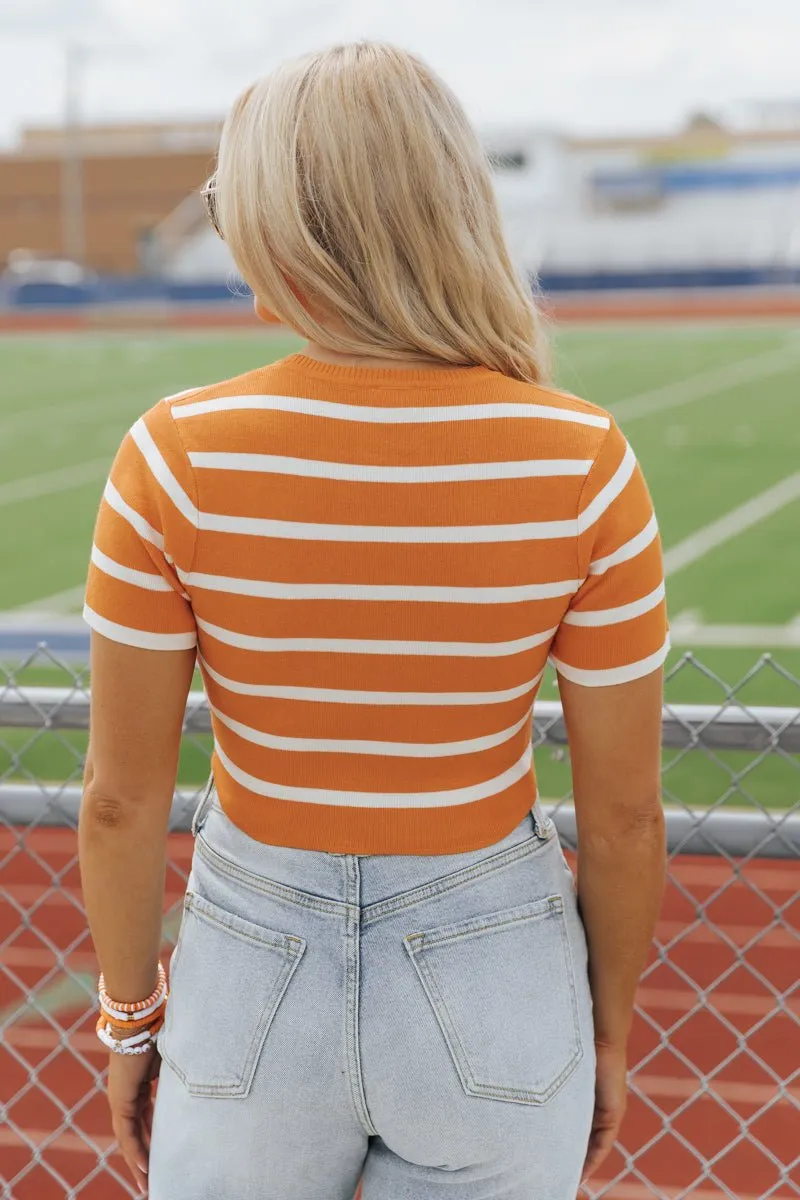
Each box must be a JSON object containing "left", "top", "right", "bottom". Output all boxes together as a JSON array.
[{"left": 1, "top": 0, "right": 799, "bottom": 147}]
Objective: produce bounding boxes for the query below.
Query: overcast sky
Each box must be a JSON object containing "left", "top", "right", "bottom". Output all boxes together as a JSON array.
[{"left": 1, "top": 0, "right": 799, "bottom": 147}]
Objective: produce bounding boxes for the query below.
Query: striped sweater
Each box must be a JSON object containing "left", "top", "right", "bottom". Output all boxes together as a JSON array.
[{"left": 84, "top": 354, "right": 669, "bottom": 855}]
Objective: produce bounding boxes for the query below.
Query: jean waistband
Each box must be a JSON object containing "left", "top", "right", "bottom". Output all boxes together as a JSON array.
[
  {"left": 189, "top": 774, "right": 556, "bottom": 906},
  {"left": 190, "top": 772, "right": 553, "bottom": 850}
]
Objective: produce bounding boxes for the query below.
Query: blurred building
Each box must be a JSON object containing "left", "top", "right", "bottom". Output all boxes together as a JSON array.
[
  {"left": 485, "top": 113, "right": 800, "bottom": 281},
  {"left": 0, "top": 120, "right": 219, "bottom": 274},
  {"left": 2, "top": 109, "right": 800, "bottom": 282}
]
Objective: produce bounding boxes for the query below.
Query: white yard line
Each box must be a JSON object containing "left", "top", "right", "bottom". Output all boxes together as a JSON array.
[
  {"left": 669, "top": 612, "right": 800, "bottom": 648},
  {"left": 0, "top": 386, "right": 158, "bottom": 440},
  {"left": 611, "top": 344, "right": 800, "bottom": 422},
  {"left": 0, "top": 460, "right": 109, "bottom": 508},
  {"left": 663, "top": 472, "right": 800, "bottom": 577},
  {"left": 1, "top": 585, "right": 87, "bottom": 624},
  {"left": 0, "top": 398, "right": 119, "bottom": 440}
]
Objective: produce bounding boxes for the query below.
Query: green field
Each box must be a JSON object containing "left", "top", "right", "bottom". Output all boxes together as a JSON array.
[{"left": 1, "top": 323, "right": 799, "bottom": 807}]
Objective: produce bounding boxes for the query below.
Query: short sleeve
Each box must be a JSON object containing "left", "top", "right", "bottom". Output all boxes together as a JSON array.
[
  {"left": 84, "top": 402, "right": 198, "bottom": 651},
  {"left": 549, "top": 418, "right": 669, "bottom": 686}
]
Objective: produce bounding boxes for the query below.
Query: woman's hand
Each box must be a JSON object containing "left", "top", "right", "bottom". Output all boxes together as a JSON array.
[
  {"left": 107, "top": 1046, "right": 161, "bottom": 1194},
  {"left": 582, "top": 1040, "right": 628, "bottom": 1182}
]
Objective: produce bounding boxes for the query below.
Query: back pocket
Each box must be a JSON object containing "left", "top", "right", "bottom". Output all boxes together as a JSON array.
[
  {"left": 159, "top": 891, "right": 306, "bottom": 1097},
  {"left": 403, "top": 894, "right": 582, "bottom": 1105}
]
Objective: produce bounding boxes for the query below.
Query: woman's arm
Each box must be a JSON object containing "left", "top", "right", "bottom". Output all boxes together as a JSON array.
[
  {"left": 79, "top": 634, "right": 195, "bottom": 1000},
  {"left": 78, "top": 633, "right": 195, "bottom": 1192},
  {"left": 558, "top": 668, "right": 666, "bottom": 1178}
]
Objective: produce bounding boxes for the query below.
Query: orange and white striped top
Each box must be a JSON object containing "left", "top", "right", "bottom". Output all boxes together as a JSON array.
[{"left": 85, "top": 354, "right": 669, "bottom": 855}]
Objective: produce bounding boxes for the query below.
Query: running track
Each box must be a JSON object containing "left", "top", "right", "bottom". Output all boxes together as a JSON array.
[{"left": 1, "top": 829, "right": 798, "bottom": 1200}]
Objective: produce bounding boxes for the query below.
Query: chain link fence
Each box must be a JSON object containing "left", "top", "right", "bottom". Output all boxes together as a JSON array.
[{"left": 1, "top": 645, "right": 799, "bottom": 1199}]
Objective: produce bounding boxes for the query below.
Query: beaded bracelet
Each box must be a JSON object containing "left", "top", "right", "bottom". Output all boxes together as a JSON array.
[
  {"left": 98, "top": 963, "right": 166, "bottom": 1016},
  {"left": 100, "top": 981, "right": 168, "bottom": 1025},
  {"left": 97, "top": 1011, "right": 166, "bottom": 1056},
  {"left": 100, "top": 998, "right": 168, "bottom": 1035},
  {"left": 96, "top": 964, "right": 168, "bottom": 1053}
]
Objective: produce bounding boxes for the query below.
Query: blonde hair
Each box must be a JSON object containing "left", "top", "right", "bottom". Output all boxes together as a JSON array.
[{"left": 215, "top": 42, "right": 549, "bottom": 383}]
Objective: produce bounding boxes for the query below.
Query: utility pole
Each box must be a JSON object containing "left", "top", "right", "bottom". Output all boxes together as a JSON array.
[{"left": 61, "top": 44, "right": 86, "bottom": 267}]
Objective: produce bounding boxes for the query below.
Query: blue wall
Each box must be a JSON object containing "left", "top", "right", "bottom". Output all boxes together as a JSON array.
[
  {"left": 2, "top": 265, "right": 799, "bottom": 311},
  {"left": 594, "top": 162, "right": 800, "bottom": 198}
]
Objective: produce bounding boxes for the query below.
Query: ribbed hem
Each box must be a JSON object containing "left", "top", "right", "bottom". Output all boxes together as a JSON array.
[
  {"left": 281, "top": 352, "right": 495, "bottom": 388},
  {"left": 213, "top": 750, "right": 538, "bottom": 855}
]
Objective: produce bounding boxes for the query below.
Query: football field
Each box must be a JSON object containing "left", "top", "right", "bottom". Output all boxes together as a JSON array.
[{"left": 1, "top": 321, "right": 799, "bottom": 803}]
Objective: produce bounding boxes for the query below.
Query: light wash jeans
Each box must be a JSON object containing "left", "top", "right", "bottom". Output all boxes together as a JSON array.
[{"left": 149, "top": 782, "right": 595, "bottom": 1199}]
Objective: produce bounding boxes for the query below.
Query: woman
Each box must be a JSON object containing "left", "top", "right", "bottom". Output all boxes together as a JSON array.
[{"left": 78, "top": 42, "right": 667, "bottom": 1200}]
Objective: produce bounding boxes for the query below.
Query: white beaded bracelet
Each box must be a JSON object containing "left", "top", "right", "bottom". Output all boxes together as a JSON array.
[{"left": 97, "top": 1023, "right": 159, "bottom": 1055}]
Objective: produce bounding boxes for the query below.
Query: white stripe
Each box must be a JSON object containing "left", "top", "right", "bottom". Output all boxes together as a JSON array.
[
  {"left": 129, "top": 435, "right": 584, "bottom": 543},
  {"left": 589, "top": 514, "right": 658, "bottom": 576},
  {"left": 577, "top": 442, "right": 638, "bottom": 534},
  {"left": 197, "top": 511, "right": 577, "bottom": 542},
  {"left": 0, "top": 459, "right": 109, "bottom": 509},
  {"left": 137, "top": 425, "right": 587, "bottom": 544},
  {"left": 663, "top": 472, "right": 800, "bottom": 577},
  {"left": 201, "top": 657, "right": 543, "bottom": 705},
  {"left": 180, "top": 569, "right": 579, "bottom": 604},
  {"left": 196, "top": 617, "right": 557, "bottom": 657},
  {"left": 103, "top": 481, "right": 165, "bottom": 550},
  {"left": 187, "top": 452, "right": 593, "bottom": 482},
  {"left": 91, "top": 545, "right": 172, "bottom": 592},
  {"left": 551, "top": 637, "right": 670, "bottom": 687},
  {"left": 562, "top": 583, "right": 665, "bottom": 627},
  {"left": 129, "top": 418, "right": 198, "bottom": 526},
  {"left": 171, "top": 393, "right": 610, "bottom": 428},
  {"left": 162, "top": 387, "right": 201, "bottom": 403},
  {"left": 211, "top": 702, "right": 532, "bottom": 757},
  {"left": 83, "top": 605, "right": 197, "bottom": 650},
  {"left": 213, "top": 741, "right": 534, "bottom": 808}
]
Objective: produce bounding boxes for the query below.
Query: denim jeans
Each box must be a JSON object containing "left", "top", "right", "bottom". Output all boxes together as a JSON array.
[{"left": 148, "top": 783, "right": 595, "bottom": 1199}]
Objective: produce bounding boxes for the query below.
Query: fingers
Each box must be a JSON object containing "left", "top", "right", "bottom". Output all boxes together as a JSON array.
[
  {"left": 141, "top": 1093, "right": 155, "bottom": 1152},
  {"left": 113, "top": 1112, "right": 149, "bottom": 1195},
  {"left": 106, "top": 1049, "right": 160, "bottom": 1195},
  {"left": 582, "top": 1122, "right": 618, "bottom": 1182}
]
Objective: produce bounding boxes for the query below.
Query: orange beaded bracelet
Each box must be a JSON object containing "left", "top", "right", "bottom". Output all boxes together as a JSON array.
[
  {"left": 98, "top": 963, "right": 166, "bottom": 1015},
  {"left": 100, "top": 998, "right": 168, "bottom": 1035}
]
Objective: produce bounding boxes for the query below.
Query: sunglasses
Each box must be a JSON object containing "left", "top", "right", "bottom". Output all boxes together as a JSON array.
[{"left": 201, "top": 174, "right": 223, "bottom": 239}]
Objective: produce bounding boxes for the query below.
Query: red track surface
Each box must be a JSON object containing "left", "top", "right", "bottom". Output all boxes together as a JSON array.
[
  {"left": 3, "top": 288, "right": 800, "bottom": 336},
  {"left": 1, "top": 828, "right": 798, "bottom": 1200}
]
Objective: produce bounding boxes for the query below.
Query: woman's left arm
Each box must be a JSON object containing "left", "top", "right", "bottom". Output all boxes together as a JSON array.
[
  {"left": 80, "top": 634, "right": 195, "bottom": 999},
  {"left": 79, "top": 632, "right": 195, "bottom": 1191}
]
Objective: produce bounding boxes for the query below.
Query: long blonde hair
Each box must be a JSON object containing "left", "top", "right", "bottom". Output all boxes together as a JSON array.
[{"left": 214, "top": 42, "right": 549, "bottom": 383}]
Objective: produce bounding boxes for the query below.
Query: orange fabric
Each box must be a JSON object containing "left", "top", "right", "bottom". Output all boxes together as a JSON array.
[{"left": 85, "top": 354, "right": 668, "bottom": 855}]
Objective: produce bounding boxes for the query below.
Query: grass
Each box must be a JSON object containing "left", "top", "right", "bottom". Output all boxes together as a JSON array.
[{"left": 1, "top": 323, "right": 799, "bottom": 809}]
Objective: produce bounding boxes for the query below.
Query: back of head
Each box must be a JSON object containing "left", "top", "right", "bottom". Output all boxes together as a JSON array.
[{"left": 214, "top": 41, "right": 548, "bottom": 383}]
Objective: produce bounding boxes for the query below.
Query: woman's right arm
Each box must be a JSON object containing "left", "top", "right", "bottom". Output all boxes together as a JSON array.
[
  {"left": 558, "top": 668, "right": 666, "bottom": 1181},
  {"left": 544, "top": 413, "right": 668, "bottom": 1176}
]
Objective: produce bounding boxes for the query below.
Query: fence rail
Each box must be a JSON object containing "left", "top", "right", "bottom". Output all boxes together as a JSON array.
[
  {"left": 3, "top": 685, "right": 800, "bottom": 748},
  {"left": 1, "top": 648, "right": 799, "bottom": 1200},
  {"left": 2, "top": 686, "right": 800, "bottom": 857}
]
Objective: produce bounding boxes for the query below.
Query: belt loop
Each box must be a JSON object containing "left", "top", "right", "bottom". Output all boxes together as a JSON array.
[
  {"left": 531, "top": 799, "right": 554, "bottom": 840},
  {"left": 191, "top": 774, "right": 215, "bottom": 838}
]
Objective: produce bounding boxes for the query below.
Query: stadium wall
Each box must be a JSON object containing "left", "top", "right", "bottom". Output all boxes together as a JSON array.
[{"left": 1, "top": 271, "right": 800, "bottom": 331}]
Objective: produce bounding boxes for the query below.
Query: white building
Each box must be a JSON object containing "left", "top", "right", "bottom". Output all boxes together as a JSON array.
[{"left": 167, "top": 111, "right": 800, "bottom": 282}]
